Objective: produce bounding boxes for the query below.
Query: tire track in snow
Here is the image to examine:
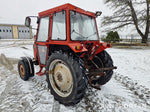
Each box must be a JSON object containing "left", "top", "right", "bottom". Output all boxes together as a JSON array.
[
  {"left": 31, "top": 75, "right": 60, "bottom": 112},
  {"left": 114, "top": 72, "right": 150, "bottom": 106},
  {"left": 0, "top": 54, "right": 57, "bottom": 112},
  {"left": 0, "top": 69, "right": 33, "bottom": 112},
  {"left": 52, "top": 100, "right": 60, "bottom": 112},
  {"left": 74, "top": 74, "right": 150, "bottom": 112}
]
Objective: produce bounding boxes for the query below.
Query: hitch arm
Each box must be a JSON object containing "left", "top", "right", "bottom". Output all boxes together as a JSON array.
[{"left": 89, "top": 66, "right": 117, "bottom": 74}]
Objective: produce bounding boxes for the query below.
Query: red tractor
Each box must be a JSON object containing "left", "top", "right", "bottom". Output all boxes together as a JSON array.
[{"left": 18, "top": 3, "right": 116, "bottom": 105}]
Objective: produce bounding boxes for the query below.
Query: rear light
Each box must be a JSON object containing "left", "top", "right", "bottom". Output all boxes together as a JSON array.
[{"left": 75, "top": 46, "right": 83, "bottom": 50}]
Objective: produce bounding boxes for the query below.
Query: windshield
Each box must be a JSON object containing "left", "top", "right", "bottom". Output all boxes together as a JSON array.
[{"left": 70, "top": 11, "right": 98, "bottom": 41}]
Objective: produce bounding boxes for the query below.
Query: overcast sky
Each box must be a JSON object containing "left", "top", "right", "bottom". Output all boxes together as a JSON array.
[
  {"left": 0, "top": 0, "right": 141, "bottom": 37},
  {"left": 0, "top": 0, "right": 110, "bottom": 24}
]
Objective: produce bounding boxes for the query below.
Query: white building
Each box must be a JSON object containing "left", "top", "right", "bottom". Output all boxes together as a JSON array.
[{"left": 0, "top": 24, "right": 32, "bottom": 39}]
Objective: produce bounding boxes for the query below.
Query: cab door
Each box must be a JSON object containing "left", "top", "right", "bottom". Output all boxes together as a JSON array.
[{"left": 34, "top": 16, "right": 50, "bottom": 66}]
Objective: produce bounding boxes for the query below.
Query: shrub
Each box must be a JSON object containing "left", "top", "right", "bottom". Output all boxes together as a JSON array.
[{"left": 102, "top": 31, "right": 120, "bottom": 43}]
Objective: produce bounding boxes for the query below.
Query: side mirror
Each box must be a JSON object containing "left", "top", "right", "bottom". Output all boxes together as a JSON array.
[
  {"left": 95, "top": 11, "right": 102, "bottom": 17},
  {"left": 25, "top": 17, "right": 31, "bottom": 27}
]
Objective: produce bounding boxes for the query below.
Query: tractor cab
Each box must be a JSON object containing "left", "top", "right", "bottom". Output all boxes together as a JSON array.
[{"left": 25, "top": 4, "right": 109, "bottom": 73}]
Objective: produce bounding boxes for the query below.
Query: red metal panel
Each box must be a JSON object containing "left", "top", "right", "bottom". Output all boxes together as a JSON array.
[
  {"left": 49, "top": 15, "right": 53, "bottom": 41},
  {"left": 66, "top": 9, "right": 70, "bottom": 42},
  {"left": 39, "top": 3, "right": 95, "bottom": 17}
]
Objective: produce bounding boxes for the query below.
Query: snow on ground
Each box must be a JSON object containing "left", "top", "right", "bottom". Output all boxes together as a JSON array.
[
  {"left": 0, "top": 40, "right": 150, "bottom": 112},
  {"left": 106, "top": 47, "right": 150, "bottom": 89}
]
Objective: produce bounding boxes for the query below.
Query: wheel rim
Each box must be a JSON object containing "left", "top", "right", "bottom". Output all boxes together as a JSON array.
[
  {"left": 19, "top": 64, "right": 25, "bottom": 77},
  {"left": 49, "top": 59, "right": 73, "bottom": 97}
]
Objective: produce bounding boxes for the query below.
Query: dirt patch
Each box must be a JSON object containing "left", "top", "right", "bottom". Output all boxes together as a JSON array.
[
  {"left": 0, "top": 53, "right": 18, "bottom": 74},
  {"left": 21, "top": 47, "right": 28, "bottom": 50},
  {"left": 0, "top": 54, "right": 13, "bottom": 70}
]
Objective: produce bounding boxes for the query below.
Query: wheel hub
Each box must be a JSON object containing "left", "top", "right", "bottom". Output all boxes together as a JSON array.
[
  {"left": 19, "top": 64, "right": 25, "bottom": 77},
  {"left": 56, "top": 73, "right": 63, "bottom": 82}
]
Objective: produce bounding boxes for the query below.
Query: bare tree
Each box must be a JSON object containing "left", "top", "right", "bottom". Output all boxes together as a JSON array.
[{"left": 102, "top": 0, "right": 150, "bottom": 43}]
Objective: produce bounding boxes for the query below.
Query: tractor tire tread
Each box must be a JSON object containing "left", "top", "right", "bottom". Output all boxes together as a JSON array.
[
  {"left": 97, "top": 50, "right": 114, "bottom": 85},
  {"left": 46, "top": 52, "right": 87, "bottom": 106}
]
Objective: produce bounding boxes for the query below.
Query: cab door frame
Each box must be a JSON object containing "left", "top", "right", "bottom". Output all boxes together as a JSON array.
[{"left": 34, "top": 16, "right": 51, "bottom": 68}]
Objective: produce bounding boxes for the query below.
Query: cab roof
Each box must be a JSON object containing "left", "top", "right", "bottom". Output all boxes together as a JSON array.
[{"left": 39, "top": 3, "right": 95, "bottom": 17}]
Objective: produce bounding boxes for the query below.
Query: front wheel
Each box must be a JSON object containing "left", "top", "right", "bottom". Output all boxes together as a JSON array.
[
  {"left": 46, "top": 52, "right": 87, "bottom": 106},
  {"left": 18, "top": 57, "right": 34, "bottom": 81}
]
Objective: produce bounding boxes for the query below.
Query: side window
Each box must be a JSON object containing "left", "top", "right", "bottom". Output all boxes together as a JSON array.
[
  {"left": 51, "top": 11, "right": 66, "bottom": 40},
  {"left": 37, "top": 17, "right": 49, "bottom": 42},
  {"left": 37, "top": 45, "right": 47, "bottom": 65}
]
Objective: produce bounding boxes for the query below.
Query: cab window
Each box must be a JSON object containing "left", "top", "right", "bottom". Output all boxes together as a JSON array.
[
  {"left": 51, "top": 11, "right": 66, "bottom": 40},
  {"left": 37, "top": 17, "right": 50, "bottom": 42}
]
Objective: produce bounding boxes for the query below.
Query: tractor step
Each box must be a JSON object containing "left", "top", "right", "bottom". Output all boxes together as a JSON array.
[
  {"left": 36, "top": 67, "right": 46, "bottom": 76},
  {"left": 36, "top": 72, "right": 45, "bottom": 76}
]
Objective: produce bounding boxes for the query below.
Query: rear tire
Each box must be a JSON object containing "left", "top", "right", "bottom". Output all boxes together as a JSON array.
[
  {"left": 92, "top": 50, "right": 113, "bottom": 85},
  {"left": 46, "top": 52, "right": 87, "bottom": 106}
]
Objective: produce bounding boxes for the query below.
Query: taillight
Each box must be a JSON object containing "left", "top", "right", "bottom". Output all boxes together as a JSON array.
[{"left": 75, "top": 46, "right": 83, "bottom": 50}]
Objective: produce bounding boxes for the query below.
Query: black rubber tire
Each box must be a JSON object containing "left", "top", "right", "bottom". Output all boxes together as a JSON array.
[
  {"left": 93, "top": 50, "right": 113, "bottom": 85},
  {"left": 18, "top": 59, "right": 30, "bottom": 81},
  {"left": 18, "top": 57, "right": 34, "bottom": 81},
  {"left": 46, "top": 52, "right": 87, "bottom": 106},
  {"left": 27, "top": 57, "right": 34, "bottom": 77}
]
